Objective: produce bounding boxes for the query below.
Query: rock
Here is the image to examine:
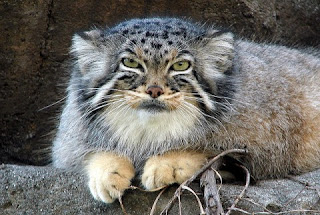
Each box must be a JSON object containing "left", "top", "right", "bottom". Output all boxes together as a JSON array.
[
  {"left": 1, "top": 0, "right": 320, "bottom": 165},
  {"left": 0, "top": 164, "right": 207, "bottom": 215},
  {"left": 1, "top": 164, "right": 319, "bottom": 214}
]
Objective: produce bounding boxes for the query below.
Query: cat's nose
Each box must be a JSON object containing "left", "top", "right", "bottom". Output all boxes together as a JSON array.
[{"left": 146, "top": 85, "right": 164, "bottom": 98}]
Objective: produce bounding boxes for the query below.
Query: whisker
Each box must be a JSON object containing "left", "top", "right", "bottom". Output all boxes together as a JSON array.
[
  {"left": 178, "top": 103, "right": 208, "bottom": 131},
  {"left": 86, "top": 96, "right": 126, "bottom": 115},
  {"left": 182, "top": 101, "right": 228, "bottom": 133},
  {"left": 183, "top": 95, "right": 235, "bottom": 114},
  {"left": 38, "top": 96, "right": 67, "bottom": 111},
  {"left": 85, "top": 99, "right": 125, "bottom": 118}
]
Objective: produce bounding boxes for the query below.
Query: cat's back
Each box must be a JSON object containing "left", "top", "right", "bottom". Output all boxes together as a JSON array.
[
  {"left": 233, "top": 40, "right": 320, "bottom": 110},
  {"left": 216, "top": 40, "right": 320, "bottom": 178},
  {"left": 235, "top": 39, "right": 320, "bottom": 79}
]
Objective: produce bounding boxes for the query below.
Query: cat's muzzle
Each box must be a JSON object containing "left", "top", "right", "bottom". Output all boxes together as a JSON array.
[{"left": 138, "top": 99, "right": 168, "bottom": 113}]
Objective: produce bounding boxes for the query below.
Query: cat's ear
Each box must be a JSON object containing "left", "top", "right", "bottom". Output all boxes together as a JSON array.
[
  {"left": 198, "top": 29, "right": 235, "bottom": 74},
  {"left": 71, "top": 29, "right": 106, "bottom": 74}
]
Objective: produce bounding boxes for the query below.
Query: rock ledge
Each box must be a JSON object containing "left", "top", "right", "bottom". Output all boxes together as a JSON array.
[{"left": 1, "top": 165, "right": 319, "bottom": 214}]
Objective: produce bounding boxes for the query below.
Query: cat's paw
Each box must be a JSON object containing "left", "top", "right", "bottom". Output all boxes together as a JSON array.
[
  {"left": 141, "top": 151, "right": 207, "bottom": 190},
  {"left": 85, "top": 152, "right": 135, "bottom": 203}
]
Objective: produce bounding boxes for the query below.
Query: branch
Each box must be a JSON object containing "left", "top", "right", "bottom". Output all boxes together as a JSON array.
[
  {"left": 182, "top": 185, "right": 206, "bottom": 215},
  {"left": 225, "top": 165, "right": 250, "bottom": 215},
  {"left": 160, "top": 148, "right": 247, "bottom": 214},
  {"left": 200, "top": 161, "right": 224, "bottom": 215},
  {"left": 118, "top": 192, "right": 129, "bottom": 215},
  {"left": 149, "top": 187, "right": 168, "bottom": 215}
]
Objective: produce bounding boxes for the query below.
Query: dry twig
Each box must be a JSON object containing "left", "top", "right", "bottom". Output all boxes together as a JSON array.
[
  {"left": 229, "top": 207, "right": 320, "bottom": 215},
  {"left": 182, "top": 185, "right": 206, "bottom": 215},
  {"left": 126, "top": 149, "right": 320, "bottom": 215},
  {"left": 241, "top": 197, "right": 274, "bottom": 213},
  {"left": 288, "top": 176, "right": 320, "bottom": 199},
  {"left": 283, "top": 186, "right": 306, "bottom": 207},
  {"left": 200, "top": 161, "right": 224, "bottom": 215},
  {"left": 130, "top": 185, "right": 167, "bottom": 192},
  {"left": 160, "top": 148, "right": 247, "bottom": 214},
  {"left": 225, "top": 165, "right": 250, "bottom": 215},
  {"left": 118, "top": 193, "right": 129, "bottom": 215},
  {"left": 178, "top": 193, "right": 182, "bottom": 215},
  {"left": 149, "top": 187, "right": 168, "bottom": 215}
]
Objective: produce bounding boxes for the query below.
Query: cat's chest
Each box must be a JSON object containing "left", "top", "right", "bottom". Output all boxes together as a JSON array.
[{"left": 104, "top": 107, "right": 200, "bottom": 146}]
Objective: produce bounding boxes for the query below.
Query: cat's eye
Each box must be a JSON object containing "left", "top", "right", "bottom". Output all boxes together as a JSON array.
[
  {"left": 171, "top": 61, "right": 190, "bottom": 71},
  {"left": 122, "top": 58, "right": 140, "bottom": 68}
]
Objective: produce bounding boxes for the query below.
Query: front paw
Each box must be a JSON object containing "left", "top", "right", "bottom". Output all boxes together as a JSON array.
[
  {"left": 141, "top": 151, "right": 207, "bottom": 190},
  {"left": 85, "top": 152, "right": 135, "bottom": 203}
]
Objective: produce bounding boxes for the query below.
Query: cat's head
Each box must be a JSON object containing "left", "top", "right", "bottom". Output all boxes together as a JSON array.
[{"left": 70, "top": 18, "right": 235, "bottom": 126}]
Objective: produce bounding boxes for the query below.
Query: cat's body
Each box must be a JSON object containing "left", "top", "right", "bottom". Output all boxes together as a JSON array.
[{"left": 52, "top": 18, "right": 320, "bottom": 203}]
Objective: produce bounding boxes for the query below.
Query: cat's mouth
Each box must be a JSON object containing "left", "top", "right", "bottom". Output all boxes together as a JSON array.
[{"left": 138, "top": 99, "right": 168, "bottom": 113}]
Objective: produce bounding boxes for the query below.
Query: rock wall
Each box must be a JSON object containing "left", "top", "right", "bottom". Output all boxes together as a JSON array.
[
  {"left": 1, "top": 165, "right": 319, "bottom": 214},
  {"left": 1, "top": 0, "right": 320, "bottom": 165}
]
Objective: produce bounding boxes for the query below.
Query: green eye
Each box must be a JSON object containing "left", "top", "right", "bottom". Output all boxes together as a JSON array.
[
  {"left": 172, "top": 61, "right": 190, "bottom": 71},
  {"left": 122, "top": 58, "right": 139, "bottom": 68}
]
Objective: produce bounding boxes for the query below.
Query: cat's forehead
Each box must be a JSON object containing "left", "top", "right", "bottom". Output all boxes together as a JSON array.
[
  {"left": 109, "top": 18, "right": 203, "bottom": 37},
  {"left": 106, "top": 18, "right": 205, "bottom": 54}
]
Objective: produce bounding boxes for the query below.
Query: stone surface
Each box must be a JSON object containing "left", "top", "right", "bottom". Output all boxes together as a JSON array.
[
  {"left": 1, "top": 164, "right": 319, "bottom": 214},
  {"left": 1, "top": 0, "right": 320, "bottom": 165}
]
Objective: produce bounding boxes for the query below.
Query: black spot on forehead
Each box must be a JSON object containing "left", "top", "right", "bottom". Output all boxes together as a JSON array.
[
  {"left": 150, "top": 42, "right": 162, "bottom": 49},
  {"left": 162, "top": 31, "right": 169, "bottom": 39},
  {"left": 146, "top": 31, "right": 159, "bottom": 38},
  {"left": 171, "top": 31, "right": 181, "bottom": 36},
  {"left": 183, "top": 32, "right": 187, "bottom": 38},
  {"left": 108, "top": 18, "right": 208, "bottom": 54},
  {"left": 109, "top": 18, "right": 205, "bottom": 38}
]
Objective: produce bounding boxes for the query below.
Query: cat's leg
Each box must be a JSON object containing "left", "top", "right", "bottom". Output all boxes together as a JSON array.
[
  {"left": 85, "top": 151, "right": 135, "bottom": 203},
  {"left": 141, "top": 151, "right": 208, "bottom": 190}
]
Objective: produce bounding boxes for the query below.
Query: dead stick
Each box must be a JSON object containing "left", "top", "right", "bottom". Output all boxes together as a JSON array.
[
  {"left": 118, "top": 193, "right": 129, "bottom": 215},
  {"left": 149, "top": 187, "right": 168, "bottom": 215},
  {"left": 160, "top": 148, "right": 247, "bottom": 214},
  {"left": 225, "top": 164, "right": 250, "bottom": 215},
  {"left": 182, "top": 185, "right": 206, "bottom": 214},
  {"left": 200, "top": 161, "right": 224, "bottom": 215},
  {"left": 228, "top": 208, "right": 320, "bottom": 215}
]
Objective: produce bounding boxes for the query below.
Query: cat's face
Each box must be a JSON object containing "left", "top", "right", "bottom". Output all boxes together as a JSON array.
[
  {"left": 115, "top": 49, "right": 196, "bottom": 113},
  {"left": 71, "top": 18, "right": 234, "bottom": 126}
]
